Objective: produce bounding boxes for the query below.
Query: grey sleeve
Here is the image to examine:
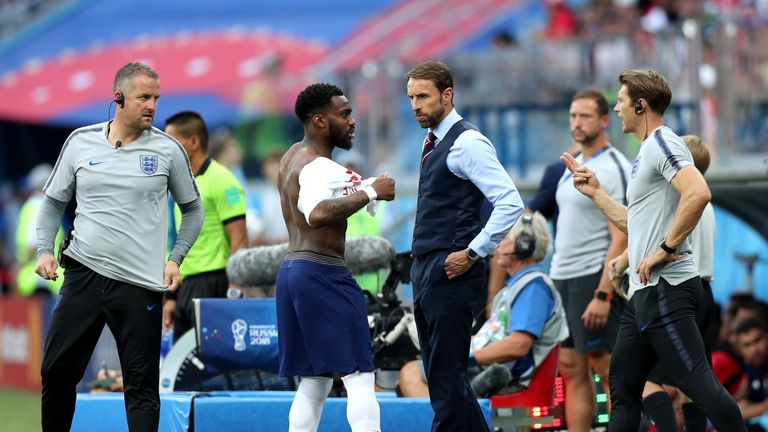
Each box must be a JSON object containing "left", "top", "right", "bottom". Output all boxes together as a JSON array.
[
  {"left": 168, "top": 142, "right": 200, "bottom": 205},
  {"left": 36, "top": 196, "right": 67, "bottom": 259},
  {"left": 169, "top": 197, "right": 203, "bottom": 265}
]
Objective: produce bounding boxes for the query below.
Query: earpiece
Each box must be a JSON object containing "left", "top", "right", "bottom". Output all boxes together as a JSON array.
[
  {"left": 514, "top": 214, "right": 536, "bottom": 260},
  {"left": 634, "top": 99, "right": 644, "bottom": 115},
  {"left": 115, "top": 93, "right": 124, "bottom": 108}
]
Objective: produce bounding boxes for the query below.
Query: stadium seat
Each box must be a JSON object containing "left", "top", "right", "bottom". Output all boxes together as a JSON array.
[
  {"left": 491, "top": 346, "right": 560, "bottom": 431},
  {"left": 490, "top": 346, "right": 560, "bottom": 408}
]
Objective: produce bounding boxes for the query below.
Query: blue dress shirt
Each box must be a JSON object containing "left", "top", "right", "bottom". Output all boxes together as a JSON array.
[{"left": 429, "top": 109, "right": 524, "bottom": 257}]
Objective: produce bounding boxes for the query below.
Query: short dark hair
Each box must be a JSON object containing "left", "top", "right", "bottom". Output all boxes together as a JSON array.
[
  {"left": 113, "top": 62, "right": 159, "bottom": 93},
  {"left": 405, "top": 60, "right": 454, "bottom": 94},
  {"left": 294, "top": 83, "right": 344, "bottom": 123},
  {"left": 618, "top": 69, "right": 672, "bottom": 116},
  {"left": 572, "top": 89, "right": 609, "bottom": 117},
  {"left": 165, "top": 111, "right": 209, "bottom": 152},
  {"left": 734, "top": 317, "right": 768, "bottom": 337}
]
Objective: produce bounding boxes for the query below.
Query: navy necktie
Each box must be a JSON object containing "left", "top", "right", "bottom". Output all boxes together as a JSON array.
[{"left": 421, "top": 132, "right": 437, "bottom": 163}]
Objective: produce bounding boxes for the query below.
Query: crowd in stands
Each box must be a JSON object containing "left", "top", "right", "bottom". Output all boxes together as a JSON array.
[
  {"left": 454, "top": 0, "right": 768, "bottom": 109},
  {"left": 0, "top": 0, "right": 59, "bottom": 41},
  {"left": 1, "top": 4, "right": 768, "bottom": 430}
]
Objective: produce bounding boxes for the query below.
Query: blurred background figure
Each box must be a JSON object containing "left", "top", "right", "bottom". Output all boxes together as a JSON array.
[
  {"left": 490, "top": 30, "right": 517, "bottom": 49},
  {"left": 163, "top": 111, "right": 248, "bottom": 343},
  {"left": 250, "top": 150, "right": 288, "bottom": 246},
  {"left": 732, "top": 318, "right": 768, "bottom": 431},
  {"left": 14, "top": 163, "right": 63, "bottom": 298},
  {"left": 543, "top": 0, "right": 580, "bottom": 41},
  {"left": 209, "top": 128, "right": 245, "bottom": 182}
]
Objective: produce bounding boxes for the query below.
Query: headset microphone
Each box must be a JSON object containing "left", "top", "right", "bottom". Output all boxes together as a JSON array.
[
  {"left": 514, "top": 214, "right": 536, "bottom": 259},
  {"left": 635, "top": 99, "right": 650, "bottom": 141},
  {"left": 107, "top": 93, "right": 124, "bottom": 124},
  {"left": 634, "top": 99, "right": 644, "bottom": 115}
]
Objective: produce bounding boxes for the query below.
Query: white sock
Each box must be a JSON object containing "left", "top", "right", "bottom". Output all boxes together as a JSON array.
[
  {"left": 289, "top": 376, "right": 333, "bottom": 432},
  {"left": 342, "top": 372, "right": 381, "bottom": 432}
]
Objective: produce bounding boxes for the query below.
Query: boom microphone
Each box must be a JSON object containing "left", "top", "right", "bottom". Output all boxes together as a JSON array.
[
  {"left": 470, "top": 363, "right": 512, "bottom": 398},
  {"left": 344, "top": 236, "right": 396, "bottom": 275},
  {"left": 226, "top": 236, "right": 395, "bottom": 287}
]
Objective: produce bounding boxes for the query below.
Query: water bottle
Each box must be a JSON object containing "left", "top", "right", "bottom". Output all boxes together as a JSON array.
[{"left": 493, "top": 304, "right": 509, "bottom": 342}]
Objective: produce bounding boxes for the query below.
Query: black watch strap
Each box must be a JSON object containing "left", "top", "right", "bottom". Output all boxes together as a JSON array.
[
  {"left": 660, "top": 241, "right": 676, "bottom": 254},
  {"left": 595, "top": 290, "right": 613, "bottom": 302}
]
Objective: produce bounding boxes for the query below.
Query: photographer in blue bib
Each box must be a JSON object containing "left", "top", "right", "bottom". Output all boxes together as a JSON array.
[{"left": 398, "top": 213, "right": 567, "bottom": 398}]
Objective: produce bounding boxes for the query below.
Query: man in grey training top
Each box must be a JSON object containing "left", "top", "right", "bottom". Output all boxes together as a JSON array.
[
  {"left": 552, "top": 90, "right": 629, "bottom": 432},
  {"left": 562, "top": 69, "right": 745, "bottom": 431},
  {"left": 35, "top": 62, "right": 203, "bottom": 432}
]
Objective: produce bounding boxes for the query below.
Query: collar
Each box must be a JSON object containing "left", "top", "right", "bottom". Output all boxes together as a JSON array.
[
  {"left": 506, "top": 264, "right": 543, "bottom": 286},
  {"left": 429, "top": 108, "right": 462, "bottom": 142},
  {"left": 196, "top": 157, "right": 212, "bottom": 177},
  {"left": 103, "top": 121, "right": 152, "bottom": 142},
  {"left": 578, "top": 144, "right": 611, "bottom": 162},
  {"left": 643, "top": 125, "right": 666, "bottom": 144}
]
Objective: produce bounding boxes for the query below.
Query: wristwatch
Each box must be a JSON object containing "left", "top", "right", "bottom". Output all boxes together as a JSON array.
[
  {"left": 466, "top": 248, "right": 481, "bottom": 261},
  {"left": 595, "top": 290, "right": 614, "bottom": 302},
  {"left": 659, "top": 240, "right": 676, "bottom": 254}
]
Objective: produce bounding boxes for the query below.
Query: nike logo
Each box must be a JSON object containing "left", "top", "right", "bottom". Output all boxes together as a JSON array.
[
  {"left": 147, "top": 304, "right": 156, "bottom": 311},
  {"left": 89, "top": 160, "right": 104, "bottom": 166}
]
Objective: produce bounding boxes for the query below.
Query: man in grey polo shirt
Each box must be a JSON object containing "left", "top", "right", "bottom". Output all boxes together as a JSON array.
[
  {"left": 562, "top": 69, "right": 745, "bottom": 431},
  {"left": 34, "top": 62, "right": 203, "bottom": 432},
  {"left": 551, "top": 89, "right": 630, "bottom": 432}
]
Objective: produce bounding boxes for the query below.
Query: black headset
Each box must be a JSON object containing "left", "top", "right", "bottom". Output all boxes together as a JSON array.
[
  {"left": 514, "top": 214, "right": 535, "bottom": 260},
  {"left": 115, "top": 93, "right": 124, "bottom": 108},
  {"left": 634, "top": 99, "right": 644, "bottom": 115}
]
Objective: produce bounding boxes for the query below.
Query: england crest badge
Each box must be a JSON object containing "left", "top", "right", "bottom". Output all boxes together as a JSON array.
[{"left": 139, "top": 154, "right": 158, "bottom": 175}]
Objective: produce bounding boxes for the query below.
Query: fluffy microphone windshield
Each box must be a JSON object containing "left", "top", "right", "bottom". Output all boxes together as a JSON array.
[
  {"left": 470, "top": 363, "right": 512, "bottom": 398},
  {"left": 226, "top": 236, "right": 395, "bottom": 287}
]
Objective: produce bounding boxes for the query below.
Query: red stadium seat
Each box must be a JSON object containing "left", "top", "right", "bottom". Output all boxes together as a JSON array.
[
  {"left": 491, "top": 346, "right": 560, "bottom": 409},
  {"left": 490, "top": 347, "right": 560, "bottom": 431}
]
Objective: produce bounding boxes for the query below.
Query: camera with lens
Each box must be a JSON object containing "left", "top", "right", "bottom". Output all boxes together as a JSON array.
[{"left": 366, "top": 252, "right": 420, "bottom": 372}]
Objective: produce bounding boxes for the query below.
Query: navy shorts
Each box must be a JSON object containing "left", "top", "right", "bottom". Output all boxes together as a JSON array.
[{"left": 276, "top": 252, "right": 374, "bottom": 377}]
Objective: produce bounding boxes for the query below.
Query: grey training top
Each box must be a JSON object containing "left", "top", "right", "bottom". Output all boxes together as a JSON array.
[
  {"left": 41, "top": 122, "right": 201, "bottom": 291},
  {"left": 551, "top": 146, "right": 631, "bottom": 280},
  {"left": 627, "top": 126, "right": 697, "bottom": 291}
]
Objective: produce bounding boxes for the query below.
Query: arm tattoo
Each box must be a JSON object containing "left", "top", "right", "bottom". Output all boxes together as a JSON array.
[{"left": 312, "top": 191, "right": 369, "bottom": 225}]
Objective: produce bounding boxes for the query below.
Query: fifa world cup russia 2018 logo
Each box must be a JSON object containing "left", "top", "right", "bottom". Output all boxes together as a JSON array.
[{"left": 232, "top": 319, "right": 247, "bottom": 351}]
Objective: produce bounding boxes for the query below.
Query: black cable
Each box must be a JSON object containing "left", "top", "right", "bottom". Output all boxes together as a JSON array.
[
  {"left": 643, "top": 109, "right": 649, "bottom": 141},
  {"left": 106, "top": 99, "right": 115, "bottom": 123}
]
